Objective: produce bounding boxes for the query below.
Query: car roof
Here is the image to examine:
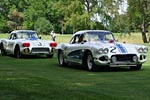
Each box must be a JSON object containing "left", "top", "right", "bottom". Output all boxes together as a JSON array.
[
  {"left": 11, "top": 30, "right": 36, "bottom": 34},
  {"left": 74, "top": 30, "right": 112, "bottom": 35}
]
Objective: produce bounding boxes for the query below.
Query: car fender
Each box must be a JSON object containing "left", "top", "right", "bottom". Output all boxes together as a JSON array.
[{"left": 56, "top": 43, "right": 69, "bottom": 51}]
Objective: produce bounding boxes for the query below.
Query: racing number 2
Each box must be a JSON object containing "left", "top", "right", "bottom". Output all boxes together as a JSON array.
[{"left": 110, "top": 46, "right": 116, "bottom": 53}]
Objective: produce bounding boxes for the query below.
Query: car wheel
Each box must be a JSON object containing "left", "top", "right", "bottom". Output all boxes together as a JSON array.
[
  {"left": 86, "top": 52, "right": 97, "bottom": 71},
  {"left": 58, "top": 50, "right": 66, "bottom": 66},
  {"left": 15, "top": 46, "right": 22, "bottom": 58},
  {"left": 130, "top": 64, "right": 142, "bottom": 70},
  {"left": 47, "top": 54, "right": 53, "bottom": 58},
  {"left": 1, "top": 44, "right": 7, "bottom": 56}
]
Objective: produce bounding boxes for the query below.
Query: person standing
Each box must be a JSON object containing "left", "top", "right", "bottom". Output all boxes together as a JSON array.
[{"left": 50, "top": 30, "right": 56, "bottom": 41}]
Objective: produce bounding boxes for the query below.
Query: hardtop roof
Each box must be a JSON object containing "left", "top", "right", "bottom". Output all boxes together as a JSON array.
[
  {"left": 11, "top": 30, "right": 36, "bottom": 34},
  {"left": 74, "top": 30, "right": 111, "bottom": 35}
]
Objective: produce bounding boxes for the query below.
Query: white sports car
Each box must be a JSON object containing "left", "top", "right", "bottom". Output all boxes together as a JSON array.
[
  {"left": 56, "top": 30, "right": 148, "bottom": 71},
  {"left": 0, "top": 30, "right": 57, "bottom": 58}
]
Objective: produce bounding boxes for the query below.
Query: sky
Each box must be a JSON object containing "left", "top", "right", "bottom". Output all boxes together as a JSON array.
[
  {"left": 119, "top": 0, "right": 128, "bottom": 14},
  {"left": 94, "top": 0, "right": 128, "bottom": 22}
]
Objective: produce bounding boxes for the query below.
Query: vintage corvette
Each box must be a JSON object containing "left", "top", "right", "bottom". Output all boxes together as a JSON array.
[
  {"left": 0, "top": 30, "right": 57, "bottom": 58},
  {"left": 56, "top": 30, "right": 148, "bottom": 71}
]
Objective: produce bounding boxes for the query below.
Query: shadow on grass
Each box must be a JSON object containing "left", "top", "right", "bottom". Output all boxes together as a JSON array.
[
  {"left": 59, "top": 63, "right": 146, "bottom": 72},
  {"left": 7, "top": 54, "right": 52, "bottom": 59}
]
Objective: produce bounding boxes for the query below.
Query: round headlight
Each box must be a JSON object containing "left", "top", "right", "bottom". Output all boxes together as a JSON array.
[
  {"left": 133, "top": 56, "right": 137, "bottom": 62},
  {"left": 143, "top": 47, "right": 148, "bottom": 53},
  {"left": 111, "top": 56, "right": 117, "bottom": 63},
  {"left": 103, "top": 48, "right": 109, "bottom": 54},
  {"left": 99, "top": 48, "right": 103, "bottom": 54},
  {"left": 138, "top": 47, "right": 143, "bottom": 53}
]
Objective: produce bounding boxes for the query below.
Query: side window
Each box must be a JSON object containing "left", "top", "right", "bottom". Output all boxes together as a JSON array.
[
  {"left": 17, "top": 33, "right": 22, "bottom": 39},
  {"left": 9, "top": 34, "right": 13, "bottom": 40},
  {"left": 104, "top": 34, "right": 113, "bottom": 41},
  {"left": 78, "top": 34, "right": 87, "bottom": 43},
  {"left": 70, "top": 35, "right": 80, "bottom": 44},
  {"left": 12, "top": 34, "right": 17, "bottom": 40}
]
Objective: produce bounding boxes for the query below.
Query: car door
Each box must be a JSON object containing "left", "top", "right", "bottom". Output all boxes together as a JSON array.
[
  {"left": 7, "top": 33, "right": 17, "bottom": 53},
  {"left": 65, "top": 34, "right": 86, "bottom": 63}
]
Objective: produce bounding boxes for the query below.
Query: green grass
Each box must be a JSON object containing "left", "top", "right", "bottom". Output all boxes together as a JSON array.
[
  {"left": 0, "top": 33, "right": 150, "bottom": 100},
  {"left": 0, "top": 32, "right": 147, "bottom": 44},
  {"left": 0, "top": 33, "right": 9, "bottom": 38},
  {"left": 0, "top": 55, "right": 150, "bottom": 100},
  {"left": 43, "top": 32, "right": 147, "bottom": 44}
]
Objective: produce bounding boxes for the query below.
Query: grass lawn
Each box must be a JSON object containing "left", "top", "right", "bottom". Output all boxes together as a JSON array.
[{"left": 0, "top": 33, "right": 150, "bottom": 100}]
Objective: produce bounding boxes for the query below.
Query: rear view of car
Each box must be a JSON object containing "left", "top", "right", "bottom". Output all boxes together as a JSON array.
[{"left": 0, "top": 30, "right": 57, "bottom": 58}]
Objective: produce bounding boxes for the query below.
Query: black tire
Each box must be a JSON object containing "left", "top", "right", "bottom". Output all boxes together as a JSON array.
[
  {"left": 1, "top": 43, "right": 7, "bottom": 56},
  {"left": 46, "top": 54, "right": 53, "bottom": 58},
  {"left": 58, "top": 50, "right": 66, "bottom": 66},
  {"left": 15, "top": 46, "right": 22, "bottom": 58},
  {"left": 86, "top": 52, "right": 97, "bottom": 71},
  {"left": 130, "top": 64, "right": 142, "bottom": 70}
]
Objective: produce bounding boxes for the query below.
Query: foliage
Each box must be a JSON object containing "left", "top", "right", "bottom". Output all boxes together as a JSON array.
[
  {"left": 127, "top": 0, "right": 150, "bottom": 43},
  {"left": 0, "top": 0, "right": 125, "bottom": 34},
  {"left": 0, "top": 20, "right": 8, "bottom": 33},
  {"left": 23, "top": 0, "right": 47, "bottom": 30},
  {"left": 7, "top": 9, "right": 23, "bottom": 31},
  {"left": 0, "top": 0, "right": 150, "bottom": 43},
  {"left": 34, "top": 17, "right": 53, "bottom": 34}
]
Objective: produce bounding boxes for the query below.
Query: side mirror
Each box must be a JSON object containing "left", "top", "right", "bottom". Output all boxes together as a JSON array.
[{"left": 123, "top": 41, "right": 126, "bottom": 43}]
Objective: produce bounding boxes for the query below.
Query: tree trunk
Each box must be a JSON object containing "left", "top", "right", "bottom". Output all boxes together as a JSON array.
[
  {"left": 141, "top": 31, "right": 147, "bottom": 43},
  {"left": 61, "top": 20, "right": 64, "bottom": 34},
  {"left": 147, "top": 18, "right": 150, "bottom": 42},
  {"left": 141, "top": 21, "right": 147, "bottom": 43},
  {"left": 73, "top": 26, "right": 76, "bottom": 34},
  {"left": 141, "top": 0, "right": 148, "bottom": 43}
]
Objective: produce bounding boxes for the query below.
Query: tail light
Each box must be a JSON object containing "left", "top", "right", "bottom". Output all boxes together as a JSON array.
[
  {"left": 22, "top": 42, "right": 30, "bottom": 47},
  {"left": 50, "top": 42, "right": 57, "bottom": 47}
]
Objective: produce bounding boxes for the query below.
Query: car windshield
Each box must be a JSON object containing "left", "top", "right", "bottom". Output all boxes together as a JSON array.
[
  {"left": 17, "top": 32, "right": 38, "bottom": 39},
  {"left": 85, "top": 32, "right": 115, "bottom": 42}
]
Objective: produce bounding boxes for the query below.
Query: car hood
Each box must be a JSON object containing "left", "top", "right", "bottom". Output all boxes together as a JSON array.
[{"left": 89, "top": 41, "right": 142, "bottom": 54}]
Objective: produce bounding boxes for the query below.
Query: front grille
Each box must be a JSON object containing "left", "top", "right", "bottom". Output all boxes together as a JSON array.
[
  {"left": 111, "top": 54, "right": 136, "bottom": 63},
  {"left": 32, "top": 48, "right": 50, "bottom": 53}
]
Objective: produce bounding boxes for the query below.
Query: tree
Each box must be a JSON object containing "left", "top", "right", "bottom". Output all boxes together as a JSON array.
[
  {"left": 97, "top": 0, "right": 124, "bottom": 29},
  {"left": 7, "top": 9, "right": 23, "bottom": 31},
  {"left": 0, "top": 0, "right": 29, "bottom": 32},
  {"left": 23, "top": 0, "right": 47, "bottom": 30},
  {"left": 23, "top": 0, "right": 59, "bottom": 34},
  {"left": 1, "top": 0, "right": 149, "bottom": 38},
  {"left": 63, "top": 0, "right": 86, "bottom": 33},
  {"left": 0, "top": 0, "right": 13, "bottom": 32},
  {"left": 80, "top": 0, "right": 98, "bottom": 29},
  {"left": 34, "top": 17, "right": 53, "bottom": 34},
  {"left": 127, "top": 0, "right": 150, "bottom": 43},
  {"left": 54, "top": 0, "right": 80, "bottom": 34}
]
